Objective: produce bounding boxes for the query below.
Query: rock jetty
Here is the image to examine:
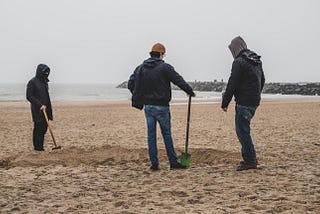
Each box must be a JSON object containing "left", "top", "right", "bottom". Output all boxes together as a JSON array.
[{"left": 117, "top": 81, "right": 320, "bottom": 96}]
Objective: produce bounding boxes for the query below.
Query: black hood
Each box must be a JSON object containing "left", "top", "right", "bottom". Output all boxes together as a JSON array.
[
  {"left": 36, "top": 64, "right": 50, "bottom": 82},
  {"left": 142, "top": 57, "right": 164, "bottom": 69},
  {"left": 239, "top": 50, "right": 262, "bottom": 65}
]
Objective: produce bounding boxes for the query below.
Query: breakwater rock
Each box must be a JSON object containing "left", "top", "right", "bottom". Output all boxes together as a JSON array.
[
  {"left": 262, "top": 82, "right": 319, "bottom": 95},
  {"left": 117, "top": 81, "right": 320, "bottom": 96}
]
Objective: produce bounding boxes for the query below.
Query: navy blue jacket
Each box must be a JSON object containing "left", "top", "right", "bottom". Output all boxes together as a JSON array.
[
  {"left": 222, "top": 50, "right": 265, "bottom": 108},
  {"left": 26, "top": 64, "right": 53, "bottom": 122},
  {"left": 128, "top": 58, "right": 194, "bottom": 107}
]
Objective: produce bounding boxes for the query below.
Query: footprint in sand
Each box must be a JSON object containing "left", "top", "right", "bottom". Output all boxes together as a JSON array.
[
  {"left": 114, "top": 201, "right": 129, "bottom": 209},
  {"left": 159, "top": 190, "right": 189, "bottom": 197}
]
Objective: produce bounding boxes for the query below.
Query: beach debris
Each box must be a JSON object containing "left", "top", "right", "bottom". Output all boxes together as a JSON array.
[{"left": 0, "top": 159, "right": 8, "bottom": 168}]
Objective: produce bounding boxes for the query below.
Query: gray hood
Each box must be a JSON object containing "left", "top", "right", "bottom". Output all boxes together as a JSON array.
[{"left": 228, "top": 36, "right": 247, "bottom": 59}]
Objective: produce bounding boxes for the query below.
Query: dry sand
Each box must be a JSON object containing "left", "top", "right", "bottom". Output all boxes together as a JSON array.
[{"left": 0, "top": 99, "right": 319, "bottom": 213}]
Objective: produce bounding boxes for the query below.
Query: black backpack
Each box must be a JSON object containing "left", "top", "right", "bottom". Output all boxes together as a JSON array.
[{"left": 131, "top": 66, "right": 145, "bottom": 110}]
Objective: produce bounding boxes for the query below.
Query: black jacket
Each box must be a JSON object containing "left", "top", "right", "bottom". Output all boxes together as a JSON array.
[
  {"left": 222, "top": 49, "right": 265, "bottom": 108},
  {"left": 26, "top": 64, "right": 53, "bottom": 122},
  {"left": 128, "top": 58, "right": 194, "bottom": 107}
]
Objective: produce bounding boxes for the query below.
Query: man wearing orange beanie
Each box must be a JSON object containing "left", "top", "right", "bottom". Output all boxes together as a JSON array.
[{"left": 128, "top": 43, "right": 195, "bottom": 170}]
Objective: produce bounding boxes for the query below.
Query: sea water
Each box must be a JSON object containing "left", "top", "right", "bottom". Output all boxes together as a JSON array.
[{"left": 0, "top": 83, "right": 318, "bottom": 102}]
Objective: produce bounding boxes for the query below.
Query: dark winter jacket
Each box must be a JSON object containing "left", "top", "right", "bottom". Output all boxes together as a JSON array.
[
  {"left": 222, "top": 49, "right": 265, "bottom": 108},
  {"left": 128, "top": 57, "right": 194, "bottom": 108},
  {"left": 26, "top": 64, "right": 53, "bottom": 122}
]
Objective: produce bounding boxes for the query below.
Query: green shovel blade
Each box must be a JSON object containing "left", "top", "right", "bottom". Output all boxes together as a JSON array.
[{"left": 180, "top": 152, "right": 191, "bottom": 167}]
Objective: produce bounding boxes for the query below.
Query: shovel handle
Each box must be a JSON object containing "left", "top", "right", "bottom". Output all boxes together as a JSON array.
[
  {"left": 185, "top": 95, "right": 192, "bottom": 153},
  {"left": 42, "top": 109, "right": 57, "bottom": 147}
]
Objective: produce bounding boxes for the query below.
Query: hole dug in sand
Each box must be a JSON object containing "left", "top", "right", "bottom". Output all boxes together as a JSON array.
[{"left": 3, "top": 145, "right": 240, "bottom": 168}]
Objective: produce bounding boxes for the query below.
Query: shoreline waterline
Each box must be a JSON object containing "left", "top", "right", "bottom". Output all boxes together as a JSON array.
[{"left": 0, "top": 83, "right": 319, "bottom": 102}]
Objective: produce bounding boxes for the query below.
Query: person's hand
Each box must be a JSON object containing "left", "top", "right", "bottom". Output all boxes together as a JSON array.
[
  {"left": 222, "top": 107, "right": 228, "bottom": 112},
  {"left": 191, "top": 92, "right": 196, "bottom": 97},
  {"left": 40, "top": 105, "right": 46, "bottom": 111}
]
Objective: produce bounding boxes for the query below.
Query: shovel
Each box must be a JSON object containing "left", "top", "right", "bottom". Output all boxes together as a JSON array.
[
  {"left": 42, "top": 109, "right": 61, "bottom": 150},
  {"left": 180, "top": 95, "right": 192, "bottom": 167}
]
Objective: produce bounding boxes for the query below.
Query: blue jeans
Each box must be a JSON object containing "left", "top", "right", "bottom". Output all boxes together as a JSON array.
[
  {"left": 144, "top": 105, "right": 178, "bottom": 165},
  {"left": 235, "top": 104, "right": 257, "bottom": 164}
]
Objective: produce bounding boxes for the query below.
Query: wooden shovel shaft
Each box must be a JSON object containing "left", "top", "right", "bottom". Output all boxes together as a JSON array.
[
  {"left": 185, "top": 95, "right": 191, "bottom": 154},
  {"left": 42, "top": 109, "right": 58, "bottom": 147}
]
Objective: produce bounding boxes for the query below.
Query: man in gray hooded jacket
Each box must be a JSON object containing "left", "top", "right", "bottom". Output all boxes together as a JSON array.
[{"left": 222, "top": 36, "right": 265, "bottom": 171}]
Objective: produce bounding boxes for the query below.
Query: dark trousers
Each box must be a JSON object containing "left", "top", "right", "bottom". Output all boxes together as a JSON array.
[
  {"left": 235, "top": 104, "right": 257, "bottom": 164},
  {"left": 33, "top": 121, "right": 48, "bottom": 151}
]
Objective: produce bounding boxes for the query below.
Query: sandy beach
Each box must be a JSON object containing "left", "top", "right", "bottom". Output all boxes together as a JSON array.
[{"left": 0, "top": 99, "right": 319, "bottom": 213}]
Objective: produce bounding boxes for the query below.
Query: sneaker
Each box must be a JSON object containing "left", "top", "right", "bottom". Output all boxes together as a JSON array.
[
  {"left": 170, "top": 162, "right": 187, "bottom": 170},
  {"left": 236, "top": 162, "right": 257, "bottom": 171},
  {"left": 150, "top": 163, "right": 159, "bottom": 171},
  {"left": 240, "top": 160, "right": 258, "bottom": 165}
]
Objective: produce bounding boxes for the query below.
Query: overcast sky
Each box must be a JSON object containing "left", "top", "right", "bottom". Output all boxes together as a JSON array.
[{"left": 0, "top": 0, "right": 319, "bottom": 84}]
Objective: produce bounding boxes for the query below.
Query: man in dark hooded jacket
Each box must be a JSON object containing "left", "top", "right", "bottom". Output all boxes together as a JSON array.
[
  {"left": 222, "top": 36, "right": 265, "bottom": 171},
  {"left": 128, "top": 43, "right": 195, "bottom": 170},
  {"left": 26, "top": 64, "right": 53, "bottom": 151}
]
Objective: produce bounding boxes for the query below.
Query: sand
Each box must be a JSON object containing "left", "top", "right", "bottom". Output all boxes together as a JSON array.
[{"left": 0, "top": 99, "right": 319, "bottom": 213}]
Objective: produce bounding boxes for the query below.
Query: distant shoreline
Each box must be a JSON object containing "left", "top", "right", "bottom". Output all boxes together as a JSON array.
[{"left": 1, "top": 94, "right": 319, "bottom": 105}]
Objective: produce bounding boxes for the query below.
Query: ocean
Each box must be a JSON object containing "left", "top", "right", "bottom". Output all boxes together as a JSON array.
[{"left": 0, "top": 83, "right": 319, "bottom": 102}]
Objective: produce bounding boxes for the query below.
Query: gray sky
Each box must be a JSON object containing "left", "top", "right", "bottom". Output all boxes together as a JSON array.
[{"left": 0, "top": 0, "right": 319, "bottom": 84}]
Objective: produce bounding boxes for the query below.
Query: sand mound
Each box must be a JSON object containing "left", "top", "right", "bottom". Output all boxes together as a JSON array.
[{"left": 2, "top": 145, "right": 240, "bottom": 168}]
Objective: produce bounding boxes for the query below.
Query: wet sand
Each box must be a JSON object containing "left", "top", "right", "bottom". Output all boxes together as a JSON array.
[{"left": 0, "top": 99, "right": 319, "bottom": 213}]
